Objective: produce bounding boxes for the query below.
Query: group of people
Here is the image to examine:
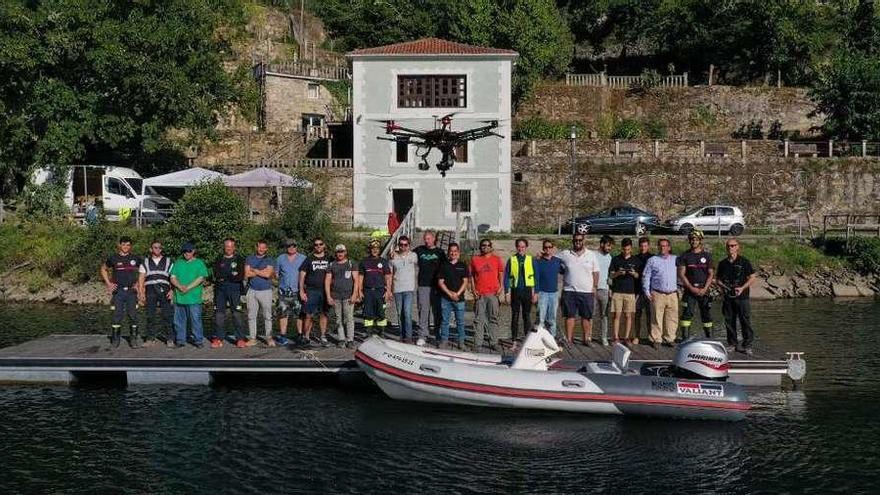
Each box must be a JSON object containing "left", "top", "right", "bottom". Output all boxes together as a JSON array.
[{"left": 100, "top": 228, "right": 758, "bottom": 355}]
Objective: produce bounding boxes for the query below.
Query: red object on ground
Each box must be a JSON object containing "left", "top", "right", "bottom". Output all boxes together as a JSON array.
[{"left": 388, "top": 212, "right": 400, "bottom": 235}]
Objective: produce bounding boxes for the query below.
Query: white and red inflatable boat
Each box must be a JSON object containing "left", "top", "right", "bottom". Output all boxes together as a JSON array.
[{"left": 355, "top": 324, "right": 750, "bottom": 421}]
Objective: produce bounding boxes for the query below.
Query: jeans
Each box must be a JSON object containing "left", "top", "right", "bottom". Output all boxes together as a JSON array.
[
  {"left": 439, "top": 298, "right": 466, "bottom": 343},
  {"left": 536, "top": 291, "right": 559, "bottom": 336},
  {"left": 214, "top": 282, "right": 244, "bottom": 341},
  {"left": 247, "top": 289, "right": 273, "bottom": 340},
  {"left": 417, "top": 286, "right": 442, "bottom": 339},
  {"left": 174, "top": 303, "right": 204, "bottom": 344},
  {"left": 594, "top": 289, "right": 610, "bottom": 341},
  {"left": 473, "top": 294, "right": 500, "bottom": 347},
  {"left": 143, "top": 284, "right": 173, "bottom": 341},
  {"left": 394, "top": 291, "right": 414, "bottom": 340}
]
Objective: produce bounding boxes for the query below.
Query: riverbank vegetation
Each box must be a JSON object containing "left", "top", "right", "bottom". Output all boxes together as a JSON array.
[{"left": 0, "top": 181, "right": 366, "bottom": 292}]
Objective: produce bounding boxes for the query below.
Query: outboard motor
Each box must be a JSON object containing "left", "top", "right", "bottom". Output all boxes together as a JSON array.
[
  {"left": 670, "top": 339, "right": 730, "bottom": 381},
  {"left": 511, "top": 323, "right": 560, "bottom": 371}
]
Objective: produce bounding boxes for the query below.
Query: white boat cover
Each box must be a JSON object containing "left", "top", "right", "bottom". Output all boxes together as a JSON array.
[
  {"left": 143, "top": 167, "right": 226, "bottom": 188},
  {"left": 223, "top": 167, "right": 312, "bottom": 188}
]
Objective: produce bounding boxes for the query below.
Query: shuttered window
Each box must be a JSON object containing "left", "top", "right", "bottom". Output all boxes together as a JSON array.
[{"left": 398, "top": 75, "right": 467, "bottom": 108}]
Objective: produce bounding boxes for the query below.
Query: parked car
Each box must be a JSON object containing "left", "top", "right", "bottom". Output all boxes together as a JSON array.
[
  {"left": 666, "top": 205, "right": 745, "bottom": 235},
  {"left": 564, "top": 204, "right": 662, "bottom": 236}
]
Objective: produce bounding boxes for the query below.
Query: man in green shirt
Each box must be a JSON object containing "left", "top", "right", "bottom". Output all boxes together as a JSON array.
[{"left": 170, "top": 242, "right": 209, "bottom": 348}]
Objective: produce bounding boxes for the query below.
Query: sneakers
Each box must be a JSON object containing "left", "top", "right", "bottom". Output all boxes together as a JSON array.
[
  {"left": 166, "top": 339, "right": 176, "bottom": 348},
  {"left": 319, "top": 337, "right": 330, "bottom": 347},
  {"left": 193, "top": 341, "right": 205, "bottom": 349},
  {"left": 346, "top": 340, "right": 356, "bottom": 349},
  {"left": 630, "top": 338, "right": 640, "bottom": 345},
  {"left": 275, "top": 335, "right": 290, "bottom": 346},
  {"left": 210, "top": 337, "right": 223, "bottom": 349},
  {"left": 416, "top": 337, "right": 426, "bottom": 347},
  {"left": 175, "top": 342, "right": 186, "bottom": 349},
  {"left": 337, "top": 340, "right": 347, "bottom": 349},
  {"left": 266, "top": 338, "right": 276, "bottom": 347},
  {"left": 245, "top": 339, "right": 258, "bottom": 347},
  {"left": 601, "top": 339, "right": 609, "bottom": 347},
  {"left": 235, "top": 339, "right": 247, "bottom": 348},
  {"left": 743, "top": 347, "right": 753, "bottom": 356}
]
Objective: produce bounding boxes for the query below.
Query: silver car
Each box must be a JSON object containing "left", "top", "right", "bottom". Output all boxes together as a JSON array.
[{"left": 667, "top": 205, "right": 745, "bottom": 235}]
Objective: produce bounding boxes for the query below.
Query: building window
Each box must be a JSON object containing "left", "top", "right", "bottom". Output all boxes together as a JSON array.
[
  {"left": 451, "top": 189, "right": 471, "bottom": 213},
  {"left": 395, "top": 139, "right": 409, "bottom": 163},
  {"left": 307, "top": 83, "right": 320, "bottom": 99},
  {"left": 454, "top": 143, "right": 468, "bottom": 163},
  {"left": 398, "top": 75, "right": 466, "bottom": 108}
]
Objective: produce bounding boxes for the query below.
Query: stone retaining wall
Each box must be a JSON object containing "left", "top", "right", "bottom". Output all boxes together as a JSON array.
[
  {"left": 512, "top": 157, "right": 880, "bottom": 231},
  {"left": 517, "top": 83, "right": 821, "bottom": 140}
]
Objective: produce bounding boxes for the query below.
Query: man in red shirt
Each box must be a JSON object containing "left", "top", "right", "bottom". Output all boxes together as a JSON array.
[{"left": 469, "top": 239, "right": 505, "bottom": 351}]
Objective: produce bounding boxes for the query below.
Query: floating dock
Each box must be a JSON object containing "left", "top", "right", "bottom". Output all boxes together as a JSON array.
[{"left": 0, "top": 334, "right": 804, "bottom": 387}]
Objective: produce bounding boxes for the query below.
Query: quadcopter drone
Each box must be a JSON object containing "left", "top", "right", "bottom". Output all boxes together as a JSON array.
[{"left": 376, "top": 113, "right": 503, "bottom": 176}]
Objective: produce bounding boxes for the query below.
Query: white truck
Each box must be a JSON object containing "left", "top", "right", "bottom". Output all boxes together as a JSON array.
[{"left": 34, "top": 165, "right": 174, "bottom": 222}]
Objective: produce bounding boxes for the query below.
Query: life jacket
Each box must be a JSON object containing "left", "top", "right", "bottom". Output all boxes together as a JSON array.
[
  {"left": 143, "top": 256, "right": 172, "bottom": 287},
  {"left": 509, "top": 254, "right": 535, "bottom": 288}
]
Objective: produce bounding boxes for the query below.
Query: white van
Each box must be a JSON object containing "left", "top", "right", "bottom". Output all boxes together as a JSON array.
[{"left": 35, "top": 165, "right": 173, "bottom": 221}]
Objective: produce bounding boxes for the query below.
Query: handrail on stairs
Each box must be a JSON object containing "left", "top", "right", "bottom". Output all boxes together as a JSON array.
[{"left": 381, "top": 206, "right": 417, "bottom": 259}]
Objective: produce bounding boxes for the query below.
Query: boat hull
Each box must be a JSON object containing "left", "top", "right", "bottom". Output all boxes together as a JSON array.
[{"left": 356, "top": 338, "right": 750, "bottom": 421}]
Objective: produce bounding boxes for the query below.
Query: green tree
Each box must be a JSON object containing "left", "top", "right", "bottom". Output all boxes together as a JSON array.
[
  {"left": 497, "top": 0, "right": 574, "bottom": 102},
  {"left": 164, "top": 180, "right": 249, "bottom": 256},
  {"left": 811, "top": 50, "right": 880, "bottom": 139},
  {"left": 0, "top": 0, "right": 249, "bottom": 197}
]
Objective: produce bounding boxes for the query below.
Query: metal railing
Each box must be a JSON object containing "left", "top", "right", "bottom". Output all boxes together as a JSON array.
[
  {"left": 381, "top": 206, "right": 417, "bottom": 259},
  {"left": 822, "top": 214, "right": 880, "bottom": 241},
  {"left": 262, "top": 61, "right": 350, "bottom": 81},
  {"left": 219, "top": 158, "right": 353, "bottom": 169},
  {"left": 566, "top": 72, "right": 689, "bottom": 88}
]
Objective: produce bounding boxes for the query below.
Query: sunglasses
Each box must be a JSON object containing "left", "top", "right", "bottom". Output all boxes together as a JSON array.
[
  {"left": 726, "top": 244, "right": 739, "bottom": 248},
  {"left": 399, "top": 243, "right": 409, "bottom": 247},
  {"left": 480, "top": 244, "right": 491, "bottom": 248},
  {"left": 314, "top": 243, "right": 324, "bottom": 247},
  {"left": 543, "top": 245, "right": 553, "bottom": 249}
]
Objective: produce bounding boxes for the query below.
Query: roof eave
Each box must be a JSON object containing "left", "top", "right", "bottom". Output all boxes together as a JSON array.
[{"left": 346, "top": 52, "right": 519, "bottom": 60}]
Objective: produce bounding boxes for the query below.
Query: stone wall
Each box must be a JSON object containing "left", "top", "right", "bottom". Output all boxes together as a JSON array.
[
  {"left": 514, "top": 139, "right": 783, "bottom": 160},
  {"left": 517, "top": 83, "right": 822, "bottom": 140},
  {"left": 264, "top": 74, "right": 337, "bottom": 133},
  {"left": 512, "top": 157, "right": 880, "bottom": 231},
  {"left": 193, "top": 132, "right": 312, "bottom": 168}
]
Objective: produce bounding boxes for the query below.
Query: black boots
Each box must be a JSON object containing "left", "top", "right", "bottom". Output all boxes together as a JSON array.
[
  {"left": 110, "top": 326, "right": 121, "bottom": 348},
  {"left": 130, "top": 325, "right": 142, "bottom": 349}
]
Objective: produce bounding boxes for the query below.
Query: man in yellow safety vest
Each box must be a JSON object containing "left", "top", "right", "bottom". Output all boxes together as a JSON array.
[{"left": 504, "top": 238, "right": 538, "bottom": 347}]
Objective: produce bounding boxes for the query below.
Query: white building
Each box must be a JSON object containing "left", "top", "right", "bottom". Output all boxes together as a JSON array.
[{"left": 347, "top": 38, "right": 517, "bottom": 231}]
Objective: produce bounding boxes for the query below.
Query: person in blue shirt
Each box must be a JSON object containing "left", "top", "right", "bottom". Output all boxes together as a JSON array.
[
  {"left": 534, "top": 239, "right": 563, "bottom": 337},
  {"left": 245, "top": 240, "right": 275, "bottom": 347},
  {"left": 275, "top": 239, "right": 307, "bottom": 346},
  {"left": 641, "top": 238, "right": 679, "bottom": 349}
]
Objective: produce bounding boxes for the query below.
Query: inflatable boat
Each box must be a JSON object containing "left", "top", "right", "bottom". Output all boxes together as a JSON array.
[{"left": 355, "top": 324, "right": 750, "bottom": 421}]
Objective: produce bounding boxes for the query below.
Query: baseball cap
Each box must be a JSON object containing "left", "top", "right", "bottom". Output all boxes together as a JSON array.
[
  {"left": 335, "top": 244, "right": 347, "bottom": 252},
  {"left": 181, "top": 242, "right": 195, "bottom": 253}
]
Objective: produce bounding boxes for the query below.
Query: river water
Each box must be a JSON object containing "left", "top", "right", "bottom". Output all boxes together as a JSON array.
[{"left": 0, "top": 299, "right": 878, "bottom": 494}]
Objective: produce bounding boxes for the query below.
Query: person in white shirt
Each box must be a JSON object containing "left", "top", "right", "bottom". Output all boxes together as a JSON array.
[{"left": 555, "top": 233, "right": 600, "bottom": 346}]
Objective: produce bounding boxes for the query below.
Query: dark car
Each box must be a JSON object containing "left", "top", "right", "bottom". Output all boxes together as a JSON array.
[{"left": 564, "top": 205, "right": 662, "bottom": 236}]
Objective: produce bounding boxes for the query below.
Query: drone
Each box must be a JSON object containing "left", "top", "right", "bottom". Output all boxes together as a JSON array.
[{"left": 376, "top": 113, "right": 503, "bottom": 176}]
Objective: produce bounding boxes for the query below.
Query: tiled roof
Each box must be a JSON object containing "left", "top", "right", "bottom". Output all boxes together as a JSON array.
[{"left": 347, "top": 38, "right": 517, "bottom": 57}]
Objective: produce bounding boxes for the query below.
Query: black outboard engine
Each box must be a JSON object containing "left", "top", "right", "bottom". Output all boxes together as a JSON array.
[{"left": 670, "top": 340, "right": 730, "bottom": 382}]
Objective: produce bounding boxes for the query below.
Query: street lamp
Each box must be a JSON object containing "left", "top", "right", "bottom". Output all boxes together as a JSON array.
[{"left": 569, "top": 125, "right": 577, "bottom": 231}]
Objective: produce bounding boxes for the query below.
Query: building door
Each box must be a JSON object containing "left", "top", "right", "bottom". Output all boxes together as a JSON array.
[{"left": 392, "top": 189, "right": 413, "bottom": 219}]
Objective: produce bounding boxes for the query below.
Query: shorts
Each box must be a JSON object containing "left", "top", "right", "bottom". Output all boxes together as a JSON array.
[
  {"left": 610, "top": 292, "right": 636, "bottom": 314},
  {"left": 561, "top": 291, "right": 594, "bottom": 320},
  {"left": 302, "top": 288, "right": 328, "bottom": 316},
  {"left": 277, "top": 293, "right": 301, "bottom": 318}
]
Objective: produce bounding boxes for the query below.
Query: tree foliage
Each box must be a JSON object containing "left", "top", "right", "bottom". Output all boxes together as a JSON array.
[
  {"left": 811, "top": 51, "right": 880, "bottom": 139},
  {"left": 164, "top": 180, "right": 249, "bottom": 256},
  {"left": 308, "top": 0, "right": 573, "bottom": 104},
  {"left": 0, "top": 0, "right": 249, "bottom": 197}
]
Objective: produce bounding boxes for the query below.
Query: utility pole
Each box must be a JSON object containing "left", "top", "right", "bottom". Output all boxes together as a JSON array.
[{"left": 569, "top": 125, "right": 577, "bottom": 229}]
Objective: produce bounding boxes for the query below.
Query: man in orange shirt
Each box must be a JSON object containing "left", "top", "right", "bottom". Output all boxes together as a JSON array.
[{"left": 469, "top": 239, "right": 505, "bottom": 351}]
